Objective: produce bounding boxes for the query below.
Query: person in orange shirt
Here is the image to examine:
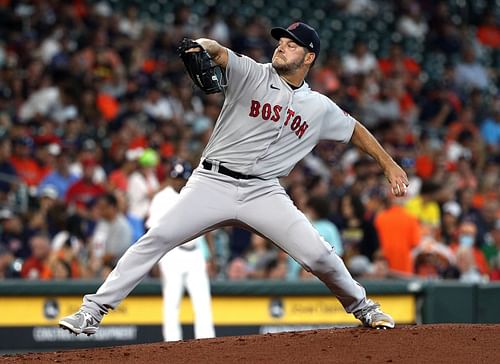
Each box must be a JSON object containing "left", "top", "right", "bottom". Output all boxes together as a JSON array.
[
  {"left": 449, "top": 220, "right": 489, "bottom": 276},
  {"left": 10, "top": 136, "right": 42, "bottom": 187},
  {"left": 375, "top": 194, "right": 421, "bottom": 274}
]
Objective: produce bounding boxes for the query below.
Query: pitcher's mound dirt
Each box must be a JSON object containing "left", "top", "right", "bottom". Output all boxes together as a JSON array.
[{"left": 2, "top": 324, "right": 499, "bottom": 363}]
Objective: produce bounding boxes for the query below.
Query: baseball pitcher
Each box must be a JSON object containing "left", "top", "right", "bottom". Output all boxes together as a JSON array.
[{"left": 60, "top": 22, "right": 409, "bottom": 336}]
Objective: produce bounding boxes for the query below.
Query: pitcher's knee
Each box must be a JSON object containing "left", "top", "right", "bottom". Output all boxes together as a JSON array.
[
  {"left": 304, "top": 249, "right": 341, "bottom": 275},
  {"left": 136, "top": 228, "right": 177, "bottom": 252}
]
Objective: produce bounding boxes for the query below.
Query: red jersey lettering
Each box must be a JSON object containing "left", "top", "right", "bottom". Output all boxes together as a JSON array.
[
  {"left": 284, "top": 109, "right": 295, "bottom": 126},
  {"left": 271, "top": 105, "right": 282, "bottom": 122},
  {"left": 295, "top": 122, "right": 309, "bottom": 138},
  {"left": 262, "top": 103, "right": 271, "bottom": 120},
  {"left": 249, "top": 100, "right": 261, "bottom": 117},
  {"left": 291, "top": 116, "right": 301, "bottom": 131}
]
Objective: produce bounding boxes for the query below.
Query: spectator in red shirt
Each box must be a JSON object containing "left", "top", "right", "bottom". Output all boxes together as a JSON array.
[
  {"left": 106, "top": 149, "right": 140, "bottom": 193},
  {"left": 20, "top": 234, "right": 53, "bottom": 280},
  {"left": 476, "top": 13, "right": 500, "bottom": 48},
  {"left": 65, "top": 157, "right": 105, "bottom": 216},
  {"left": 378, "top": 43, "right": 421, "bottom": 79}
]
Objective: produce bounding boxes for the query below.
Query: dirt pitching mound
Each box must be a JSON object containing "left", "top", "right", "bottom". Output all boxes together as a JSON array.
[{"left": 1, "top": 324, "right": 499, "bottom": 364}]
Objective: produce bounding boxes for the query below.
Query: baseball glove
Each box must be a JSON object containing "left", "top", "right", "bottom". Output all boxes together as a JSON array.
[{"left": 178, "top": 38, "right": 223, "bottom": 94}]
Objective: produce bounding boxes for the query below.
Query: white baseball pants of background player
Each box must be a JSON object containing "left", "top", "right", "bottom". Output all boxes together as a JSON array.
[
  {"left": 81, "top": 167, "right": 369, "bottom": 320},
  {"left": 159, "top": 242, "right": 215, "bottom": 341}
]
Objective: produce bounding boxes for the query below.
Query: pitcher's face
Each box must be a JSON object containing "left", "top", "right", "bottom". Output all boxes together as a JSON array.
[{"left": 272, "top": 38, "right": 308, "bottom": 75}]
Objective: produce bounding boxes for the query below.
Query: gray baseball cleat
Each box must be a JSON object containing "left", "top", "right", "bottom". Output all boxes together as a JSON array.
[
  {"left": 59, "top": 310, "right": 100, "bottom": 336},
  {"left": 354, "top": 300, "right": 395, "bottom": 329}
]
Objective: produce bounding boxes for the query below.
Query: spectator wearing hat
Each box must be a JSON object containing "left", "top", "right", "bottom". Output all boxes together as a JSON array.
[
  {"left": 69, "top": 139, "right": 107, "bottom": 185},
  {"left": 412, "top": 222, "right": 456, "bottom": 279},
  {"left": 441, "top": 200, "right": 462, "bottom": 246},
  {"left": 28, "top": 185, "right": 59, "bottom": 235},
  {"left": 127, "top": 148, "right": 159, "bottom": 224},
  {"left": 38, "top": 147, "right": 79, "bottom": 199}
]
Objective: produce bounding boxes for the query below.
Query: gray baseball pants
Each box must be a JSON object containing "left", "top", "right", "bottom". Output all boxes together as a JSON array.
[{"left": 82, "top": 167, "right": 369, "bottom": 320}]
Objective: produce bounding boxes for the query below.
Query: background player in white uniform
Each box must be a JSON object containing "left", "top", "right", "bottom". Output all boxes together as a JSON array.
[
  {"left": 60, "top": 22, "right": 409, "bottom": 335},
  {"left": 146, "top": 160, "right": 215, "bottom": 341}
]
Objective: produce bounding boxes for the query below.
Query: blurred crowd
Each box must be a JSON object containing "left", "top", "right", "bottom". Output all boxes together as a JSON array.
[{"left": 0, "top": 0, "right": 498, "bottom": 283}]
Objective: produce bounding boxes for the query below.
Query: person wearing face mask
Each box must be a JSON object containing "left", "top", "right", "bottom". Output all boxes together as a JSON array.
[{"left": 449, "top": 220, "right": 489, "bottom": 277}]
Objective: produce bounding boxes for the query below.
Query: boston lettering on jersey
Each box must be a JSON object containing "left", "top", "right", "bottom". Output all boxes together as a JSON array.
[{"left": 249, "top": 100, "right": 309, "bottom": 139}]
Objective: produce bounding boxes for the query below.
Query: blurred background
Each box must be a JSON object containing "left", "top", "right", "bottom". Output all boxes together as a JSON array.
[{"left": 0, "top": 0, "right": 498, "bottom": 353}]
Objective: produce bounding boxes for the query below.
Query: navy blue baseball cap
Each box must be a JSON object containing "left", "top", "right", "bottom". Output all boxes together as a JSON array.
[{"left": 271, "top": 22, "right": 320, "bottom": 59}]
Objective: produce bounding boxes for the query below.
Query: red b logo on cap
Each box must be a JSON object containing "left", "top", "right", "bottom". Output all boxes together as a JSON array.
[{"left": 288, "top": 22, "right": 300, "bottom": 30}]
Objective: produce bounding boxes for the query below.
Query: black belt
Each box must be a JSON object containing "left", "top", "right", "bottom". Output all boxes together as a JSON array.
[{"left": 202, "top": 160, "right": 261, "bottom": 180}]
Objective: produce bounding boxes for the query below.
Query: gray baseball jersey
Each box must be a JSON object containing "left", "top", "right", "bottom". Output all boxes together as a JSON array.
[
  {"left": 79, "top": 46, "right": 373, "bottom": 327},
  {"left": 203, "top": 50, "right": 356, "bottom": 179}
]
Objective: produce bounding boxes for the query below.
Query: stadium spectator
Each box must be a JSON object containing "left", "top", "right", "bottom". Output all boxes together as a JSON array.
[
  {"left": 378, "top": 43, "right": 421, "bottom": 80},
  {"left": 127, "top": 148, "right": 160, "bottom": 224},
  {"left": 449, "top": 220, "right": 489, "bottom": 277},
  {"left": 0, "top": 245, "right": 18, "bottom": 279},
  {"left": 0, "top": 136, "right": 17, "bottom": 203},
  {"left": 476, "top": 12, "right": 500, "bottom": 49},
  {"left": 427, "top": 3, "right": 461, "bottom": 55},
  {"left": 375, "top": 194, "right": 421, "bottom": 274},
  {"left": 483, "top": 219, "right": 500, "bottom": 277},
  {"left": 412, "top": 223, "right": 456, "bottom": 278},
  {"left": 455, "top": 246, "right": 484, "bottom": 283},
  {"left": 226, "top": 257, "right": 249, "bottom": 280},
  {"left": 88, "top": 193, "right": 133, "bottom": 277},
  {"left": 441, "top": 200, "right": 462, "bottom": 246},
  {"left": 480, "top": 97, "right": 500, "bottom": 153},
  {"left": 454, "top": 46, "right": 490, "bottom": 92},
  {"left": 38, "top": 147, "right": 79, "bottom": 200},
  {"left": 405, "top": 180, "right": 441, "bottom": 228},
  {"left": 246, "top": 235, "right": 278, "bottom": 279},
  {"left": 310, "top": 197, "right": 343, "bottom": 254},
  {"left": 65, "top": 157, "right": 105, "bottom": 217},
  {"left": 342, "top": 40, "right": 378, "bottom": 76},
  {"left": 20, "top": 234, "right": 53, "bottom": 280},
  {"left": 69, "top": 139, "right": 107, "bottom": 185},
  {"left": 0, "top": 208, "right": 29, "bottom": 258},
  {"left": 396, "top": 2, "right": 428, "bottom": 41},
  {"left": 10, "top": 136, "right": 41, "bottom": 188}
]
